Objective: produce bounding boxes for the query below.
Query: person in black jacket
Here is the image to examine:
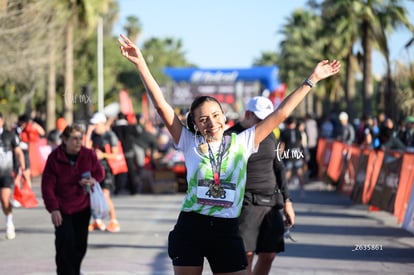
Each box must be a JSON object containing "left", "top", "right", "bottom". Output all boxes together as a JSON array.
[
  {"left": 111, "top": 112, "right": 142, "bottom": 195},
  {"left": 0, "top": 113, "right": 25, "bottom": 240},
  {"left": 337, "top": 112, "right": 355, "bottom": 145},
  {"left": 225, "top": 97, "right": 295, "bottom": 275},
  {"left": 279, "top": 116, "right": 307, "bottom": 196},
  {"left": 85, "top": 112, "right": 121, "bottom": 233}
]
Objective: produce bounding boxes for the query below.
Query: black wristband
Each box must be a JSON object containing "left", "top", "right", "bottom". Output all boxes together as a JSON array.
[{"left": 303, "top": 78, "right": 315, "bottom": 88}]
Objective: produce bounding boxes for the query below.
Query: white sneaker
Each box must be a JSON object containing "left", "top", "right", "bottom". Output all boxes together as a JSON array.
[
  {"left": 10, "top": 199, "right": 21, "bottom": 208},
  {"left": 6, "top": 224, "right": 16, "bottom": 240}
]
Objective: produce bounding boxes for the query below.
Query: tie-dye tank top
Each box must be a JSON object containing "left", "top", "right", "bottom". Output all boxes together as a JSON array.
[{"left": 176, "top": 127, "right": 257, "bottom": 218}]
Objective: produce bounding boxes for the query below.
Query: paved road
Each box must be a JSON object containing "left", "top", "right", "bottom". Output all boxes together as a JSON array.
[{"left": 1, "top": 177, "right": 414, "bottom": 275}]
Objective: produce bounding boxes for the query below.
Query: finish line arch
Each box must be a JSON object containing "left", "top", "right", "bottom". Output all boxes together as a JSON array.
[{"left": 162, "top": 66, "right": 284, "bottom": 115}]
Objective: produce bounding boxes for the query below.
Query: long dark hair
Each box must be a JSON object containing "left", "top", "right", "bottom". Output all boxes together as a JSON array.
[{"left": 186, "top": 96, "right": 224, "bottom": 134}]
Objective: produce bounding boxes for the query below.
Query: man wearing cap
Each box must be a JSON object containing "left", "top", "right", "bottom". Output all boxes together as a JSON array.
[
  {"left": 337, "top": 111, "right": 355, "bottom": 145},
  {"left": 85, "top": 112, "right": 121, "bottom": 233},
  {"left": 225, "top": 96, "right": 295, "bottom": 275},
  {"left": 0, "top": 112, "right": 25, "bottom": 239}
]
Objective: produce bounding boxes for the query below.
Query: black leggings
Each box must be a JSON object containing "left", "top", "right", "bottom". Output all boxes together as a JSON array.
[{"left": 55, "top": 208, "right": 91, "bottom": 275}]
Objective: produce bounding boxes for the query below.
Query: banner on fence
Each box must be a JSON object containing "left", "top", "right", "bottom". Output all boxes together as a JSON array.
[
  {"left": 394, "top": 153, "right": 414, "bottom": 223},
  {"left": 370, "top": 152, "right": 403, "bottom": 213},
  {"left": 351, "top": 149, "right": 371, "bottom": 204},
  {"left": 338, "top": 145, "right": 360, "bottom": 196},
  {"left": 362, "top": 150, "right": 384, "bottom": 204},
  {"left": 402, "top": 182, "right": 414, "bottom": 234},
  {"left": 316, "top": 139, "right": 333, "bottom": 179},
  {"left": 326, "top": 141, "right": 345, "bottom": 183}
]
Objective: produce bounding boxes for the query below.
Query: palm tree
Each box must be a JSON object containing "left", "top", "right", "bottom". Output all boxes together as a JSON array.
[
  {"left": 253, "top": 51, "right": 279, "bottom": 66},
  {"left": 46, "top": 0, "right": 66, "bottom": 132},
  {"left": 375, "top": 2, "right": 413, "bottom": 120},
  {"left": 278, "top": 9, "right": 328, "bottom": 115},
  {"left": 118, "top": 36, "right": 193, "bottom": 101},
  {"left": 124, "top": 15, "right": 142, "bottom": 43},
  {"left": 102, "top": 0, "right": 119, "bottom": 36},
  {"left": 0, "top": 0, "right": 55, "bottom": 117},
  {"left": 310, "top": 0, "right": 413, "bottom": 120},
  {"left": 63, "top": 0, "right": 111, "bottom": 124},
  {"left": 352, "top": 0, "right": 413, "bottom": 117},
  {"left": 394, "top": 60, "right": 414, "bottom": 116},
  {"left": 317, "top": 0, "right": 361, "bottom": 119}
]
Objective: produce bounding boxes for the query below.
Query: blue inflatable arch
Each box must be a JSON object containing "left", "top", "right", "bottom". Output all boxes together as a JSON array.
[{"left": 163, "top": 66, "right": 280, "bottom": 92}]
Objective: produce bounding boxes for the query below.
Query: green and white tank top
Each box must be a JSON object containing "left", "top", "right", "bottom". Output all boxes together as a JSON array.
[{"left": 176, "top": 127, "right": 257, "bottom": 218}]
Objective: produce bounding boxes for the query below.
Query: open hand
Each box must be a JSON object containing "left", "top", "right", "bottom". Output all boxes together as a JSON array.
[
  {"left": 311, "top": 60, "right": 341, "bottom": 83},
  {"left": 118, "top": 34, "right": 142, "bottom": 64}
]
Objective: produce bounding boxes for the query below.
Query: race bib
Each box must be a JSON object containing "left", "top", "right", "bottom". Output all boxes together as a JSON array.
[{"left": 197, "top": 179, "right": 236, "bottom": 208}]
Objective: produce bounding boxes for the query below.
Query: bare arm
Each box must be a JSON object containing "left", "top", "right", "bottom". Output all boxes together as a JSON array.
[
  {"left": 117, "top": 34, "right": 183, "bottom": 144},
  {"left": 254, "top": 60, "right": 341, "bottom": 147},
  {"left": 84, "top": 125, "right": 94, "bottom": 148},
  {"left": 14, "top": 146, "right": 26, "bottom": 171},
  {"left": 33, "top": 122, "right": 46, "bottom": 136}
]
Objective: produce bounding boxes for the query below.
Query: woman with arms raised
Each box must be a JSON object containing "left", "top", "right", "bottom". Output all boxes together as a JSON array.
[{"left": 118, "top": 34, "right": 340, "bottom": 275}]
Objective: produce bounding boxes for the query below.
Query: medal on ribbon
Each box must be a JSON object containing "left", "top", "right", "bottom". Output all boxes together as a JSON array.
[
  {"left": 209, "top": 183, "right": 223, "bottom": 198},
  {"left": 207, "top": 138, "right": 226, "bottom": 198}
]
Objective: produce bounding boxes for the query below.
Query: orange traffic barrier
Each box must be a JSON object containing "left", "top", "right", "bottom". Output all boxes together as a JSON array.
[
  {"left": 317, "top": 138, "right": 414, "bottom": 230},
  {"left": 338, "top": 145, "right": 360, "bottom": 196},
  {"left": 350, "top": 147, "right": 371, "bottom": 203},
  {"left": 394, "top": 152, "right": 414, "bottom": 224},
  {"left": 119, "top": 90, "right": 135, "bottom": 117},
  {"left": 316, "top": 138, "right": 333, "bottom": 179},
  {"left": 29, "top": 139, "right": 51, "bottom": 177},
  {"left": 326, "top": 141, "right": 346, "bottom": 183},
  {"left": 369, "top": 151, "right": 404, "bottom": 212},
  {"left": 362, "top": 149, "right": 384, "bottom": 204},
  {"left": 315, "top": 138, "right": 326, "bottom": 168}
]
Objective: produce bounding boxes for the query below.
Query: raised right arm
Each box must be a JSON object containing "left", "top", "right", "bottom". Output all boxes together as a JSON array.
[{"left": 118, "top": 34, "right": 183, "bottom": 144}]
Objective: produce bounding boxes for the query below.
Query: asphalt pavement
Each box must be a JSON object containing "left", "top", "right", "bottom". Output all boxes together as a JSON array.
[{"left": 1, "top": 176, "right": 413, "bottom": 275}]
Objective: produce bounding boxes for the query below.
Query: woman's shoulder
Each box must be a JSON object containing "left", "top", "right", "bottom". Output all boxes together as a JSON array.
[
  {"left": 234, "top": 126, "right": 254, "bottom": 139},
  {"left": 104, "top": 130, "right": 119, "bottom": 143}
]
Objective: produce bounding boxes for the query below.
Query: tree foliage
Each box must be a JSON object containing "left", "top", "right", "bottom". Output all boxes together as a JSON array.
[
  {"left": 0, "top": 0, "right": 66, "bottom": 116},
  {"left": 2, "top": 0, "right": 414, "bottom": 126},
  {"left": 255, "top": 0, "right": 414, "bottom": 120}
]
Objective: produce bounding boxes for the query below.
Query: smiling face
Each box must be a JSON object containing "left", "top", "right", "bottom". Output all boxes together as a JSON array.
[{"left": 193, "top": 100, "right": 226, "bottom": 143}]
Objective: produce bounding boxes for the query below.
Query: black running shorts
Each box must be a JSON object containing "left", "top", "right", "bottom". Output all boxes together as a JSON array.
[
  {"left": 238, "top": 199, "right": 285, "bottom": 253},
  {"left": 168, "top": 211, "right": 248, "bottom": 273}
]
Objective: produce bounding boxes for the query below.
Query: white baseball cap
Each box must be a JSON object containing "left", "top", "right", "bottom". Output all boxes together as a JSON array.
[
  {"left": 246, "top": 96, "right": 274, "bottom": 120},
  {"left": 89, "top": 112, "right": 107, "bottom": 125},
  {"left": 339, "top": 111, "right": 349, "bottom": 121}
]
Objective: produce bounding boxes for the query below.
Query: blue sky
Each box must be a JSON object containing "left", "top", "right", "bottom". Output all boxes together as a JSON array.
[{"left": 114, "top": 0, "right": 414, "bottom": 76}]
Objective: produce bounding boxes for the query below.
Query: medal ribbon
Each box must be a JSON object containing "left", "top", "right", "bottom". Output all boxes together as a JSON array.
[{"left": 207, "top": 138, "right": 226, "bottom": 185}]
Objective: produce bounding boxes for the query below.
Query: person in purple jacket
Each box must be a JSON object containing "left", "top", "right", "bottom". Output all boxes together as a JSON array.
[{"left": 41, "top": 124, "right": 105, "bottom": 275}]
